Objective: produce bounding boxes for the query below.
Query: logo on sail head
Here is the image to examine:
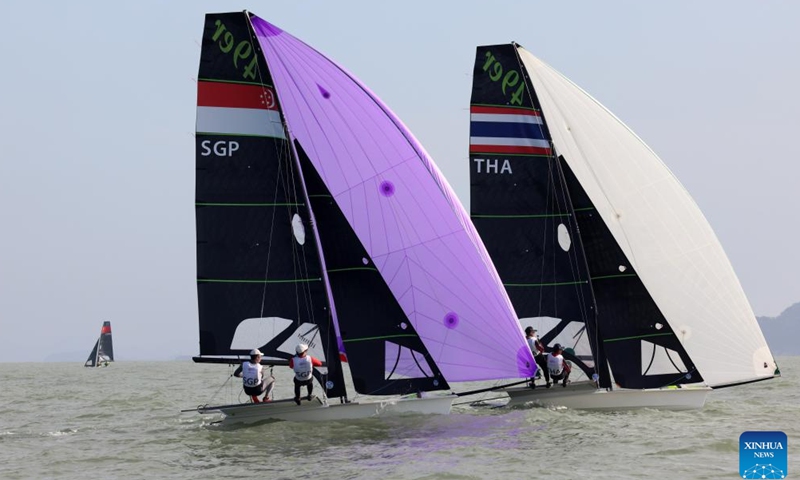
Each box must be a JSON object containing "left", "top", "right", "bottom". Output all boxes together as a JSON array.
[{"left": 739, "top": 431, "right": 787, "bottom": 478}]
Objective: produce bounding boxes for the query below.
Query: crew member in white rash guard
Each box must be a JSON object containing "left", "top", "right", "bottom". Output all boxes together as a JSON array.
[
  {"left": 546, "top": 343, "right": 572, "bottom": 387},
  {"left": 233, "top": 349, "right": 275, "bottom": 403},
  {"left": 289, "top": 344, "right": 322, "bottom": 405}
]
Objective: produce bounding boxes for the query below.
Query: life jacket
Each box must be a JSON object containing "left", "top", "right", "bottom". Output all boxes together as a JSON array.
[
  {"left": 547, "top": 353, "right": 564, "bottom": 376},
  {"left": 241, "top": 361, "right": 263, "bottom": 387},
  {"left": 293, "top": 355, "right": 313, "bottom": 381}
]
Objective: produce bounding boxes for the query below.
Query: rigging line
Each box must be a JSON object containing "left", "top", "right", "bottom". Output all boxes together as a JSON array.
[
  {"left": 513, "top": 45, "right": 601, "bottom": 376},
  {"left": 454, "top": 379, "right": 530, "bottom": 397},
  {"left": 244, "top": 16, "right": 326, "bottom": 342},
  {"left": 531, "top": 55, "right": 642, "bottom": 269},
  {"left": 207, "top": 370, "right": 235, "bottom": 406},
  {"left": 240, "top": 12, "right": 292, "bottom": 322},
  {"left": 657, "top": 367, "right": 699, "bottom": 388},
  {"left": 256, "top": 28, "right": 346, "bottom": 362},
  {"left": 452, "top": 395, "right": 509, "bottom": 406}
]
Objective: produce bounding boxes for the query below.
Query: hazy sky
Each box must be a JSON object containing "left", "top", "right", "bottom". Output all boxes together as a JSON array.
[{"left": 1, "top": 1, "right": 797, "bottom": 362}]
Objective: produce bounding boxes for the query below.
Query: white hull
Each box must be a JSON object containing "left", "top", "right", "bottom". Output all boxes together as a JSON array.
[
  {"left": 198, "top": 394, "right": 455, "bottom": 425},
  {"left": 505, "top": 381, "right": 711, "bottom": 411}
]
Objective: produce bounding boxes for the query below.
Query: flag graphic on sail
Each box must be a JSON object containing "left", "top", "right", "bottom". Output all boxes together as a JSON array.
[
  {"left": 469, "top": 105, "right": 551, "bottom": 155},
  {"left": 196, "top": 81, "right": 286, "bottom": 138}
]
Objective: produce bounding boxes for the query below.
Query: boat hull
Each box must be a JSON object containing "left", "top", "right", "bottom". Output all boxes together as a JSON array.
[
  {"left": 505, "top": 381, "right": 711, "bottom": 411},
  {"left": 198, "top": 394, "right": 455, "bottom": 425}
]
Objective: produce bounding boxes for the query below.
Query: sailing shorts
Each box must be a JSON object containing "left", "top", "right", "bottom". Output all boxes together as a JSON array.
[{"left": 243, "top": 377, "right": 274, "bottom": 396}]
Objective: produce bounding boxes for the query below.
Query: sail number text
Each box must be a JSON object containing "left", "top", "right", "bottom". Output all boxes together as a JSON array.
[
  {"left": 482, "top": 51, "right": 525, "bottom": 106},
  {"left": 211, "top": 19, "right": 259, "bottom": 81}
]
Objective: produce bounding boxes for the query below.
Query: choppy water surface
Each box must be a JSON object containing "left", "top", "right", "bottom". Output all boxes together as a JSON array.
[{"left": 1, "top": 357, "right": 797, "bottom": 479}]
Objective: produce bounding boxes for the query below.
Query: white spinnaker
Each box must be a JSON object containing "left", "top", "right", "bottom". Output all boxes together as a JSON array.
[{"left": 518, "top": 48, "right": 775, "bottom": 387}]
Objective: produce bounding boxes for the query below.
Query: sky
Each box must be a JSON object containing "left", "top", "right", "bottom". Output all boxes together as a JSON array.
[{"left": 1, "top": 1, "right": 798, "bottom": 362}]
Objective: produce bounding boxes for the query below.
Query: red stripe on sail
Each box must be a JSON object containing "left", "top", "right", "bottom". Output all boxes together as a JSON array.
[
  {"left": 197, "top": 81, "right": 278, "bottom": 110},
  {"left": 469, "top": 144, "right": 552, "bottom": 155},
  {"left": 101, "top": 325, "right": 111, "bottom": 334},
  {"left": 470, "top": 105, "right": 540, "bottom": 116}
]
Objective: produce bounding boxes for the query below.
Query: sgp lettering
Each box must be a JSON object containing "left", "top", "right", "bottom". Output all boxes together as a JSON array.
[{"left": 201, "top": 140, "right": 240, "bottom": 157}]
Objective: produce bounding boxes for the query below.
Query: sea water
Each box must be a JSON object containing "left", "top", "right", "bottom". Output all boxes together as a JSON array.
[{"left": 1, "top": 357, "right": 798, "bottom": 479}]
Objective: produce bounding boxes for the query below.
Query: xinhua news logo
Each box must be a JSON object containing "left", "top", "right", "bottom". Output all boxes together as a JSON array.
[{"left": 739, "top": 431, "right": 787, "bottom": 479}]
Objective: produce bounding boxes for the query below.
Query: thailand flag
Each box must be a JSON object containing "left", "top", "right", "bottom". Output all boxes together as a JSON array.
[
  {"left": 469, "top": 105, "right": 551, "bottom": 155},
  {"left": 196, "top": 81, "right": 286, "bottom": 139}
]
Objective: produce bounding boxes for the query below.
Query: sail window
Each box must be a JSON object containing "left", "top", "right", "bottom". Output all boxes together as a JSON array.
[
  {"left": 557, "top": 223, "right": 571, "bottom": 251},
  {"left": 292, "top": 213, "right": 306, "bottom": 245}
]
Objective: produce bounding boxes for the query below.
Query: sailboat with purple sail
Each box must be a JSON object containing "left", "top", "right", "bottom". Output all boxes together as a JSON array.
[{"left": 189, "top": 11, "right": 535, "bottom": 424}]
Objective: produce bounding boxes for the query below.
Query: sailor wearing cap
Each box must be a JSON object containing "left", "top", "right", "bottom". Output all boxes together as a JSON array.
[
  {"left": 546, "top": 343, "right": 572, "bottom": 387},
  {"left": 233, "top": 348, "right": 275, "bottom": 403},
  {"left": 289, "top": 344, "right": 323, "bottom": 405}
]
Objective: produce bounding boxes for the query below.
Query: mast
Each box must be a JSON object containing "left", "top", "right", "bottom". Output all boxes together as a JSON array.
[
  {"left": 508, "top": 43, "right": 612, "bottom": 389},
  {"left": 245, "top": 12, "right": 347, "bottom": 399}
]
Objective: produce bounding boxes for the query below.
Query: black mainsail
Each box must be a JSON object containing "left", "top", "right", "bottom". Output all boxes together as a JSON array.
[{"left": 194, "top": 12, "right": 347, "bottom": 398}]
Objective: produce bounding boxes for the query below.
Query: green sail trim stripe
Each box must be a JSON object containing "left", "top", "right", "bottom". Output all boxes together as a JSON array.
[
  {"left": 197, "top": 77, "right": 275, "bottom": 88},
  {"left": 591, "top": 273, "right": 638, "bottom": 281},
  {"left": 197, "top": 278, "right": 322, "bottom": 284},
  {"left": 573, "top": 207, "right": 596, "bottom": 212},
  {"left": 196, "top": 202, "right": 304, "bottom": 207},
  {"left": 196, "top": 131, "right": 280, "bottom": 138},
  {"left": 472, "top": 213, "right": 572, "bottom": 219},
  {"left": 327, "top": 267, "right": 379, "bottom": 273},
  {"left": 603, "top": 333, "right": 674, "bottom": 343},
  {"left": 504, "top": 280, "right": 589, "bottom": 287},
  {"left": 342, "top": 334, "right": 418, "bottom": 343},
  {"left": 308, "top": 194, "right": 333, "bottom": 198}
]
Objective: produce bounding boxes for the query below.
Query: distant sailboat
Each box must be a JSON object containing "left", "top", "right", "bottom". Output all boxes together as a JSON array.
[
  {"left": 468, "top": 43, "right": 778, "bottom": 410},
  {"left": 190, "top": 12, "right": 535, "bottom": 424},
  {"left": 85, "top": 321, "right": 113, "bottom": 367}
]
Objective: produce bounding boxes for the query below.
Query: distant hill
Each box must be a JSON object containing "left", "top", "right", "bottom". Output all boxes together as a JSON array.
[{"left": 758, "top": 302, "right": 800, "bottom": 355}]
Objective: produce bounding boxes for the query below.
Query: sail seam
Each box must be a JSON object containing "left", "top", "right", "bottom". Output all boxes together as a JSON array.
[
  {"left": 604, "top": 333, "right": 673, "bottom": 343},
  {"left": 343, "top": 334, "right": 418, "bottom": 343}
]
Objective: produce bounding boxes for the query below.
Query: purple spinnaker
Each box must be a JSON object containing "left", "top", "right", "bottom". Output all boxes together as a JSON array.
[{"left": 250, "top": 16, "right": 535, "bottom": 381}]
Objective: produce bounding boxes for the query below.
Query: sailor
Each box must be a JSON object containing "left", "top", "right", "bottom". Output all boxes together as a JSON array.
[
  {"left": 525, "top": 326, "right": 551, "bottom": 388},
  {"left": 289, "top": 344, "right": 322, "bottom": 405},
  {"left": 233, "top": 348, "right": 275, "bottom": 403},
  {"left": 546, "top": 343, "right": 571, "bottom": 387}
]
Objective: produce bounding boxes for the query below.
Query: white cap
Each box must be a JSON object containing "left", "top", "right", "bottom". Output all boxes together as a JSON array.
[
  {"left": 250, "top": 349, "right": 263, "bottom": 356},
  {"left": 295, "top": 344, "right": 308, "bottom": 355}
]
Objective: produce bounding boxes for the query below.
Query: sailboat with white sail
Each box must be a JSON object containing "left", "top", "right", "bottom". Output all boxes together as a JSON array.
[
  {"left": 84, "top": 321, "right": 113, "bottom": 367},
  {"left": 468, "top": 43, "right": 778, "bottom": 410},
  {"left": 190, "top": 12, "right": 536, "bottom": 424}
]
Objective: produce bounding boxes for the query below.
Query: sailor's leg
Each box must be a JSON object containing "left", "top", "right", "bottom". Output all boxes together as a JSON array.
[
  {"left": 293, "top": 377, "right": 301, "bottom": 404},
  {"left": 263, "top": 377, "right": 275, "bottom": 402},
  {"left": 306, "top": 379, "right": 313, "bottom": 400}
]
